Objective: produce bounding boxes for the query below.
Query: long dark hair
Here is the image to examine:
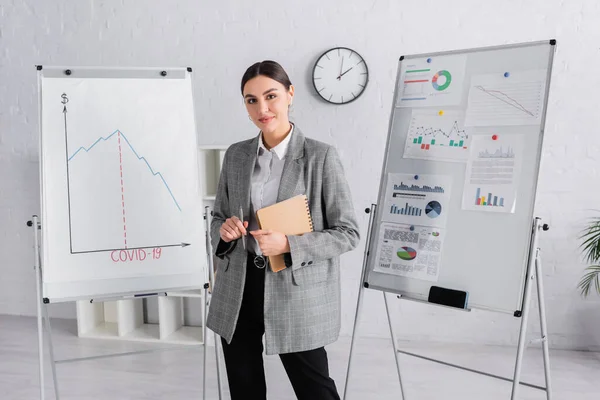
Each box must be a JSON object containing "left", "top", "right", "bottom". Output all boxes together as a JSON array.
[{"left": 241, "top": 60, "right": 292, "bottom": 94}]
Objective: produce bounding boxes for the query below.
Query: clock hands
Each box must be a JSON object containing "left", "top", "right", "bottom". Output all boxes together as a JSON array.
[
  {"left": 337, "top": 57, "right": 358, "bottom": 80},
  {"left": 338, "top": 66, "right": 354, "bottom": 79},
  {"left": 337, "top": 57, "right": 344, "bottom": 80}
]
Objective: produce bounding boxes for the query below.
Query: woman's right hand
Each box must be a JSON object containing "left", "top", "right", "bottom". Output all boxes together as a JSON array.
[{"left": 220, "top": 216, "right": 248, "bottom": 243}]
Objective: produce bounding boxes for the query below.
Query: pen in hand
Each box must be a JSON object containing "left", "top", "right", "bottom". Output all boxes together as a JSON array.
[{"left": 239, "top": 206, "right": 247, "bottom": 250}]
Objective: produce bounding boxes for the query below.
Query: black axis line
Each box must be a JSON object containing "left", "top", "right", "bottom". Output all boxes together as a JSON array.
[
  {"left": 63, "top": 99, "right": 74, "bottom": 254},
  {"left": 72, "top": 243, "right": 191, "bottom": 255}
]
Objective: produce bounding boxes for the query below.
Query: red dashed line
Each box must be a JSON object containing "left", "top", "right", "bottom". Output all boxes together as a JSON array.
[{"left": 118, "top": 132, "right": 128, "bottom": 248}]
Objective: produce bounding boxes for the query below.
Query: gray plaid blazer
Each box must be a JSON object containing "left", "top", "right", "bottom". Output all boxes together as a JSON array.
[{"left": 206, "top": 125, "right": 360, "bottom": 355}]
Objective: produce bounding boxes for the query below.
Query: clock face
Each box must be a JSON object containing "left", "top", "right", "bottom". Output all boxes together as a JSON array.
[{"left": 312, "top": 47, "right": 368, "bottom": 104}]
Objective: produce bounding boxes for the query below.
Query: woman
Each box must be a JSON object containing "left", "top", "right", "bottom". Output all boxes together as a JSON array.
[{"left": 206, "top": 60, "right": 360, "bottom": 400}]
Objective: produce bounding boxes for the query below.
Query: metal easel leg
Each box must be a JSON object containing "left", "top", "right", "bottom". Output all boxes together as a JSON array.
[
  {"left": 32, "top": 215, "right": 46, "bottom": 400},
  {"left": 34, "top": 221, "right": 60, "bottom": 400},
  {"left": 511, "top": 264, "right": 534, "bottom": 399},
  {"left": 383, "top": 292, "right": 406, "bottom": 399},
  {"left": 204, "top": 206, "right": 223, "bottom": 400},
  {"left": 202, "top": 283, "right": 224, "bottom": 400},
  {"left": 535, "top": 250, "right": 553, "bottom": 400},
  {"left": 203, "top": 207, "right": 210, "bottom": 400},
  {"left": 42, "top": 305, "right": 60, "bottom": 400},
  {"left": 343, "top": 279, "right": 366, "bottom": 400},
  {"left": 343, "top": 205, "right": 377, "bottom": 400},
  {"left": 202, "top": 284, "right": 208, "bottom": 400},
  {"left": 511, "top": 217, "right": 542, "bottom": 400}
]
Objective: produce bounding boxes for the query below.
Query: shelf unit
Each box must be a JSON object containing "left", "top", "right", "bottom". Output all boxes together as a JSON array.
[
  {"left": 75, "top": 145, "right": 229, "bottom": 345},
  {"left": 198, "top": 145, "right": 228, "bottom": 201},
  {"left": 76, "top": 292, "right": 203, "bottom": 345}
]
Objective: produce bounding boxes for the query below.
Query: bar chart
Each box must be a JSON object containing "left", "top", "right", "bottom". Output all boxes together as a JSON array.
[
  {"left": 412, "top": 134, "right": 466, "bottom": 151},
  {"left": 474, "top": 187, "right": 504, "bottom": 207},
  {"left": 385, "top": 173, "right": 452, "bottom": 226},
  {"left": 478, "top": 145, "right": 515, "bottom": 159},
  {"left": 393, "top": 181, "right": 445, "bottom": 194},
  {"left": 390, "top": 203, "right": 423, "bottom": 216}
]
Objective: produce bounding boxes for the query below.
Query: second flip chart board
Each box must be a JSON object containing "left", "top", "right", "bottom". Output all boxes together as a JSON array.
[{"left": 364, "top": 40, "right": 555, "bottom": 314}]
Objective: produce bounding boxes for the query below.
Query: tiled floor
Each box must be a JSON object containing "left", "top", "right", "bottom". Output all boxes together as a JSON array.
[{"left": 1, "top": 314, "right": 598, "bottom": 399}]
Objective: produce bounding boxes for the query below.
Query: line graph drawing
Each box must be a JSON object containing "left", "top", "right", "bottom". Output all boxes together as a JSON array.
[
  {"left": 68, "top": 129, "right": 182, "bottom": 211},
  {"left": 403, "top": 111, "right": 471, "bottom": 162},
  {"left": 473, "top": 86, "right": 534, "bottom": 116},
  {"left": 413, "top": 120, "right": 468, "bottom": 141},
  {"left": 62, "top": 93, "right": 189, "bottom": 254},
  {"left": 465, "top": 70, "right": 546, "bottom": 126}
]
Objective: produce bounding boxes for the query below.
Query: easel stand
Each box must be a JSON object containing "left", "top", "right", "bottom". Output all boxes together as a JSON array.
[
  {"left": 205, "top": 209, "right": 226, "bottom": 399},
  {"left": 344, "top": 206, "right": 552, "bottom": 400},
  {"left": 28, "top": 208, "right": 222, "bottom": 400}
]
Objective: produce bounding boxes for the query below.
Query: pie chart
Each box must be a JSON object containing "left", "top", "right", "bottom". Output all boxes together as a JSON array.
[
  {"left": 397, "top": 246, "right": 417, "bottom": 261},
  {"left": 432, "top": 70, "right": 452, "bottom": 91},
  {"left": 425, "top": 201, "right": 442, "bottom": 218}
]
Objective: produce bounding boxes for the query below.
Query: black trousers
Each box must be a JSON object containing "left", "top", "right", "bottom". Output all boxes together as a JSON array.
[{"left": 220, "top": 254, "right": 341, "bottom": 400}]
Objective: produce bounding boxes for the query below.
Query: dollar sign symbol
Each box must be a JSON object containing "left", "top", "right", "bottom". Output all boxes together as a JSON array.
[{"left": 61, "top": 93, "right": 69, "bottom": 104}]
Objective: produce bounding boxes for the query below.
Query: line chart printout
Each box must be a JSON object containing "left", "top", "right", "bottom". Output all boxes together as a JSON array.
[
  {"left": 403, "top": 110, "right": 471, "bottom": 163},
  {"left": 465, "top": 70, "right": 547, "bottom": 126},
  {"left": 40, "top": 71, "right": 205, "bottom": 299}
]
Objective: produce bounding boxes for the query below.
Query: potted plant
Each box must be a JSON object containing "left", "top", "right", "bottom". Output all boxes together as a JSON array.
[{"left": 578, "top": 216, "right": 600, "bottom": 296}]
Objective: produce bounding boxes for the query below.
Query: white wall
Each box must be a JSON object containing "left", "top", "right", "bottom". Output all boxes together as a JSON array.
[{"left": 1, "top": 0, "right": 599, "bottom": 350}]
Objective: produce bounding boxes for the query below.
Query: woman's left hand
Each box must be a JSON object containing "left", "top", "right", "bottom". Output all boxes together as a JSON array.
[{"left": 250, "top": 230, "right": 290, "bottom": 256}]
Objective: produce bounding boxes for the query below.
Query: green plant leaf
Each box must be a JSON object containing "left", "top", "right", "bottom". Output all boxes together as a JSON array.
[
  {"left": 579, "top": 216, "right": 600, "bottom": 264},
  {"left": 577, "top": 265, "right": 600, "bottom": 297}
]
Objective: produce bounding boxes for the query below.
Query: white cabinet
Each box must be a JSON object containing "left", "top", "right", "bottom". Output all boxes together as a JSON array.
[{"left": 75, "top": 145, "right": 228, "bottom": 345}]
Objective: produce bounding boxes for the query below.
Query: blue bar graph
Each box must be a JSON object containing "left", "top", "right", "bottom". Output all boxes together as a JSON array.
[
  {"left": 390, "top": 203, "right": 422, "bottom": 216},
  {"left": 393, "top": 182, "right": 444, "bottom": 193}
]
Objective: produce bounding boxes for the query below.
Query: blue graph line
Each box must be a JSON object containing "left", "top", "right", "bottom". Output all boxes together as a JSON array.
[
  {"left": 68, "top": 130, "right": 120, "bottom": 161},
  {"left": 68, "top": 130, "right": 182, "bottom": 211}
]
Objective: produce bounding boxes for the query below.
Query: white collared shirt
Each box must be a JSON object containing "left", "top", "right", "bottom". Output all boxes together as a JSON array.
[
  {"left": 256, "top": 123, "right": 293, "bottom": 159},
  {"left": 248, "top": 124, "right": 294, "bottom": 254}
]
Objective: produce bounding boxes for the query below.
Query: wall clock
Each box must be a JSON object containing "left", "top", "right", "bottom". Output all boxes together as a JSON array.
[{"left": 312, "top": 47, "right": 368, "bottom": 105}]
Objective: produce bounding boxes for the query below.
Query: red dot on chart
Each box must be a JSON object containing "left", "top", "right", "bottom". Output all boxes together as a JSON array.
[{"left": 492, "top": 134, "right": 498, "bottom": 140}]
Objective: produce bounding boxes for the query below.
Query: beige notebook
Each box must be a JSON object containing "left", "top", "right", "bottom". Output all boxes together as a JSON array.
[{"left": 255, "top": 194, "right": 314, "bottom": 272}]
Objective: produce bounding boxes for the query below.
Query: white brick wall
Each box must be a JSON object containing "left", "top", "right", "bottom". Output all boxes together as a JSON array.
[{"left": 1, "top": 0, "right": 599, "bottom": 349}]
